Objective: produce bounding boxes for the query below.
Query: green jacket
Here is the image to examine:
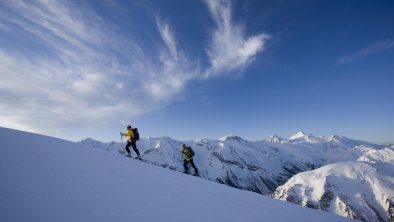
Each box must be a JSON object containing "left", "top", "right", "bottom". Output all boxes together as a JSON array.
[{"left": 182, "top": 147, "right": 193, "bottom": 161}]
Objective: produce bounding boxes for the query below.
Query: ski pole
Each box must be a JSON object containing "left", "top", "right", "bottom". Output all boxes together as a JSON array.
[{"left": 120, "top": 132, "right": 123, "bottom": 146}]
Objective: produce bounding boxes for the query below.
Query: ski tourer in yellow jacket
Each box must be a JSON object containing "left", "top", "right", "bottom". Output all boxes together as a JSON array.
[{"left": 120, "top": 125, "right": 141, "bottom": 159}]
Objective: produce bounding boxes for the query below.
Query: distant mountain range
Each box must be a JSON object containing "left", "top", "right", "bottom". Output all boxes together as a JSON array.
[{"left": 79, "top": 132, "right": 394, "bottom": 221}]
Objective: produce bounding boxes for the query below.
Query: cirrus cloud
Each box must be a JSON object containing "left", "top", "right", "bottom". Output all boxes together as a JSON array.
[
  {"left": 337, "top": 40, "right": 394, "bottom": 65},
  {"left": 204, "top": 0, "right": 271, "bottom": 77},
  {"left": 0, "top": 0, "right": 270, "bottom": 138}
]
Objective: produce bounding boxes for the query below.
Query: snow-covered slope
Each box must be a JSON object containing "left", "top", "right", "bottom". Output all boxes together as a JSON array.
[
  {"left": 80, "top": 132, "right": 385, "bottom": 195},
  {"left": 0, "top": 127, "right": 353, "bottom": 222},
  {"left": 357, "top": 148, "right": 394, "bottom": 164},
  {"left": 273, "top": 148, "right": 394, "bottom": 222}
]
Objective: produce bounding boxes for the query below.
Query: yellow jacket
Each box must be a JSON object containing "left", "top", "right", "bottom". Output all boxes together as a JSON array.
[{"left": 121, "top": 128, "right": 134, "bottom": 141}]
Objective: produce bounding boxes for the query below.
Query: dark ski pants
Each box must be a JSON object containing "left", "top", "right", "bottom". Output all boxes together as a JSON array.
[
  {"left": 183, "top": 159, "right": 198, "bottom": 174},
  {"left": 125, "top": 140, "right": 140, "bottom": 156}
]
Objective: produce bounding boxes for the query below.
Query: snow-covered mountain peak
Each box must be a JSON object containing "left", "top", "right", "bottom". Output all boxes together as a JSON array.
[
  {"left": 80, "top": 137, "right": 121, "bottom": 152},
  {"left": 266, "top": 134, "right": 285, "bottom": 143},
  {"left": 80, "top": 137, "right": 105, "bottom": 147},
  {"left": 327, "top": 134, "right": 344, "bottom": 141},
  {"left": 218, "top": 134, "right": 244, "bottom": 142},
  {"left": 289, "top": 131, "right": 307, "bottom": 140},
  {"left": 80, "top": 137, "right": 97, "bottom": 143}
]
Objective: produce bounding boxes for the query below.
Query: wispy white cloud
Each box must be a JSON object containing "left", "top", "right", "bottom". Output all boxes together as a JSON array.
[
  {"left": 157, "top": 19, "right": 178, "bottom": 61},
  {"left": 139, "top": 18, "right": 199, "bottom": 104},
  {"left": 337, "top": 40, "right": 394, "bottom": 64},
  {"left": 204, "top": 0, "right": 270, "bottom": 77},
  {"left": 0, "top": 0, "right": 269, "bottom": 139},
  {"left": 0, "top": 0, "right": 197, "bottom": 136}
]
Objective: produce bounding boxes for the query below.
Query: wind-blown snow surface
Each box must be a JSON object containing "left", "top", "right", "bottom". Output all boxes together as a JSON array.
[
  {"left": 273, "top": 148, "right": 394, "bottom": 222},
  {"left": 0, "top": 127, "right": 352, "bottom": 222}
]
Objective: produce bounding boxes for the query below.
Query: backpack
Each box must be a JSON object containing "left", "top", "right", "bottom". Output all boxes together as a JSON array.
[
  {"left": 132, "top": 128, "right": 140, "bottom": 141},
  {"left": 188, "top": 147, "right": 195, "bottom": 157}
]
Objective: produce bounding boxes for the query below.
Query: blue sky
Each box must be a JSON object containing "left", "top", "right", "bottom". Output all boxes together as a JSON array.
[{"left": 0, "top": 0, "right": 393, "bottom": 143}]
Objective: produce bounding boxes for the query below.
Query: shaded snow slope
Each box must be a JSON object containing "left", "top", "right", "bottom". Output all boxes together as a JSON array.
[
  {"left": 0, "top": 127, "right": 353, "bottom": 222},
  {"left": 273, "top": 149, "right": 394, "bottom": 222},
  {"left": 80, "top": 132, "right": 385, "bottom": 195}
]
